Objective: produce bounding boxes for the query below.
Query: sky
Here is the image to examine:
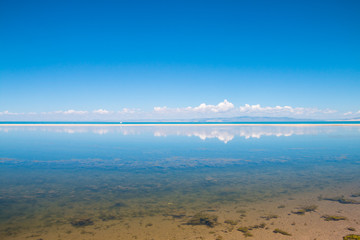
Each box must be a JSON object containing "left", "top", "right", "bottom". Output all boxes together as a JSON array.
[{"left": 0, "top": 0, "right": 360, "bottom": 120}]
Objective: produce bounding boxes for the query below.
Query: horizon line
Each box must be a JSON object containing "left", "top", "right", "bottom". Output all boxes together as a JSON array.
[{"left": 1, "top": 120, "right": 360, "bottom": 126}]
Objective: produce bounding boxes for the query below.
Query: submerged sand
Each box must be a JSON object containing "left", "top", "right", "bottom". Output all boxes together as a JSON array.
[{"left": 1, "top": 185, "right": 359, "bottom": 240}]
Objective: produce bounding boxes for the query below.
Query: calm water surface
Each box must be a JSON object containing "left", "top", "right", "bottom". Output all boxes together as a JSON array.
[{"left": 1, "top": 125, "right": 360, "bottom": 239}]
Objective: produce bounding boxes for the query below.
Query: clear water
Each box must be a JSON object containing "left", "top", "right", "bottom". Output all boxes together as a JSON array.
[{"left": 1, "top": 125, "right": 360, "bottom": 239}]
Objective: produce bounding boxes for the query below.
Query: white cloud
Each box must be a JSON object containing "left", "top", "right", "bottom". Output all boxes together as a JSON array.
[
  {"left": 154, "top": 106, "right": 168, "bottom": 112},
  {"left": 154, "top": 99, "right": 234, "bottom": 114},
  {"left": 239, "top": 104, "right": 293, "bottom": 113},
  {"left": 64, "top": 110, "right": 88, "bottom": 114},
  {"left": 237, "top": 104, "right": 336, "bottom": 116},
  {"left": 343, "top": 110, "right": 360, "bottom": 118},
  {"left": 119, "top": 108, "right": 139, "bottom": 114},
  {"left": 191, "top": 99, "right": 234, "bottom": 113},
  {"left": 0, "top": 110, "right": 23, "bottom": 115},
  {"left": 153, "top": 100, "right": 337, "bottom": 118},
  {"left": 0, "top": 111, "right": 11, "bottom": 115},
  {"left": 54, "top": 110, "right": 88, "bottom": 114},
  {"left": 93, "top": 109, "right": 110, "bottom": 114}
]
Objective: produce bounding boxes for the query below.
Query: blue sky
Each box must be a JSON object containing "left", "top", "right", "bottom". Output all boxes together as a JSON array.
[{"left": 1, "top": 0, "right": 359, "bottom": 120}]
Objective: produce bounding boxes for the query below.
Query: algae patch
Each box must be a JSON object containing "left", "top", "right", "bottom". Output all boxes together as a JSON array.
[
  {"left": 249, "top": 223, "right": 266, "bottom": 229},
  {"left": 237, "top": 226, "right": 249, "bottom": 233},
  {"left": 261, "top": 214, "right": 278, "bottom": 220},
  {"left": 343, "top": 235, "right": 360, "bottom": 240},
  {"left": 237, "top": 223, "right": 265, "bottom": 237},
  {"left": 273, "top": 228, "right": 292, "bottom": 236},
  {"left": 292, "top": 205, "right": 317, "bottom": 215},
  {"left": 70, "top": 218, "right": 94, "bottom": 227},
  {"left": 187, "top": 212, "right": 218, "bottom": 227},
  {"left": 224, "top": 219, "right": 238, "bottom": 225},
  {"left": 237, "top": 227, "right": 253, "bottom": 237},
  {"left": 322, "top": 215, "right": 347, "bottom": 221}
]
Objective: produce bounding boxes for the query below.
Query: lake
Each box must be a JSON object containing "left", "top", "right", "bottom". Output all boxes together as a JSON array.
[{"left": 0, "top": 124, "right": 360, "bottom": 239}]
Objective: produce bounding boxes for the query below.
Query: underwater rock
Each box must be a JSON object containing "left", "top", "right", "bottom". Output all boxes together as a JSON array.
[
  {"left": 302, "top": 205, "right": 317, "bottom": 212},
  {"left": 322, "top": 215, "right": 347, "bottom": 221},
  {"left": 337, "top": 198, "right": 360, "bottom": 204},
  {"left": 111, "top": 201, "right": 128, "bottom": 208},
  {"left": 187, "top": 212, "right": 218, "bottom": 227},
  {"left": 343, "top": 235, "right": 360, "bottom": 240},
  {"left": 273, "top": 228, "right": 292, "bottom": 236},
  {"left": 170, "top": 213, "right": 186, "bottom": 219},
  {"left": 320, "top": 196, "right": 360, "bottom": 204},
  {"left": 163, "top": 211, "right": 186, "bottom": 219},
  {"left": 292, "top": 209, "right": 306, "bottom": 215},
  {"left": 261, "top": 214, "right": 278, "bottom": 220},
  {"left": 249, "top": 223, "right": 266, "bottom": 229},
  {"left": 236, "top": 209, "right": 246, "bottom": 214},
  {"left": 70, "top": 218, "right": 94, "bottom": 227},
  {"left": 99, "top": 214, "right": 117, "bottom": 221}
]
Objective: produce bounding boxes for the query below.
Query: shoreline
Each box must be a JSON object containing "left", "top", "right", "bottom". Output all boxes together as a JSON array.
[{"left": 1, "top": 123, "right": 360, "bottom": 126}]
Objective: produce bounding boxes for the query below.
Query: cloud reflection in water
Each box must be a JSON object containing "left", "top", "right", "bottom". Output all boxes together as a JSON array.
[{"left": 0, "top": 125, "right": 335, "bottom": 143}]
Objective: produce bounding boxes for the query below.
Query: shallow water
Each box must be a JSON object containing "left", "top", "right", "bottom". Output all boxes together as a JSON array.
[{"left": 1, "top": 125, "right": 360, "bottom": 239}]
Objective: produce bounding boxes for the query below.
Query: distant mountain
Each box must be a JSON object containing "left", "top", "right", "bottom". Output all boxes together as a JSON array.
[
  {"left": 340, "top": 118, "right": 360, "bottom": 121},
  {"left": 191, "top": 116, "right": 314, "bottom": 122},
  {"left": 122, "top": 116, "right": 315, "bottom": 122}
]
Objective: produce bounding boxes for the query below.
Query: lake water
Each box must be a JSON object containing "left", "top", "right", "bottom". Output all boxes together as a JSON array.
[{"left": 1, "top": 124, "right": 360, "bottom": 239}]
